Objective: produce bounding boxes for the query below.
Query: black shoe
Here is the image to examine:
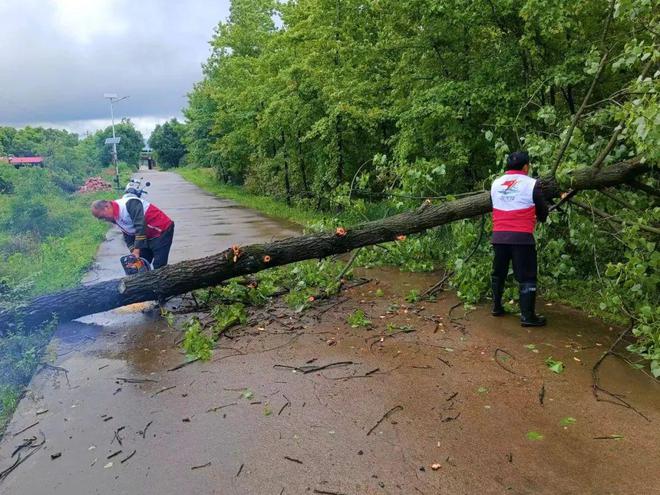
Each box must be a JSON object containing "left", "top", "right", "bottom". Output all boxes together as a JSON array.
[
  {"left": 491, "top": 276, "right": 506, "bottom": 316},
  {"left": 519, "top": 283, "right": 546, "bottom": 327}
]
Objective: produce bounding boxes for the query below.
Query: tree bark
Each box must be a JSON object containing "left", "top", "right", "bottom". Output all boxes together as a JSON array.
[{"left": 0, "top": 159, "right": 647, "bottom": 334}]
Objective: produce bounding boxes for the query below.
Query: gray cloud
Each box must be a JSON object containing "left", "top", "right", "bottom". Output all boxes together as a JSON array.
[{"left": 0, "top": 0, "right": 230, "bottom": 135}]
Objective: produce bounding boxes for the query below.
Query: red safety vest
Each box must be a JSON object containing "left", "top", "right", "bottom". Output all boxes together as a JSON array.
[
  {"left": 112, "top": 195, "right": 173, "bottom": 239},
  {"left": 490, "top": 170, "right": 537, "bottom": 233}
]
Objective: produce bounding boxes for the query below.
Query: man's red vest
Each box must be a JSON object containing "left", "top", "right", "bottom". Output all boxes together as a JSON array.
[{"left": 112, "top": 195, "right": 173, "bottom": 239}]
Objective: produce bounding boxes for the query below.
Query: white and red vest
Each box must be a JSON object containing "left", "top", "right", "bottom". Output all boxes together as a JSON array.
[
  {"left": 112, "top": 195, "right": 173, "bottom": 238},
  {"left": 491, "top": 171, "right": 537, "bottom": 233}
]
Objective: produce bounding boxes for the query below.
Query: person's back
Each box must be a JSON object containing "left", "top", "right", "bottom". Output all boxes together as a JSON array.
[{"left": 490, "top": 151, "right": 548, "bottom": 327}]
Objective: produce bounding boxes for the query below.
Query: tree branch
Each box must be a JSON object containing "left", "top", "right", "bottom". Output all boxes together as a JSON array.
[
  {"left": 550, "top": 52, "right": 609, "bottom": 178},
  {"left": 0, "top": 159, "right": 649, "bottom": 332},
  {"left": 571, "top": 199, "right": 660, "bottom": 235}
]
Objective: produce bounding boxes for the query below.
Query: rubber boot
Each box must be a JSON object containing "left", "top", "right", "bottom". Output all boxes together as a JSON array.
[
  {"left": 519, "top": 283, "right": 546, "bottom": 327},
  {"left": 491, "top": 276, "right": 506, "bottom": 316}
]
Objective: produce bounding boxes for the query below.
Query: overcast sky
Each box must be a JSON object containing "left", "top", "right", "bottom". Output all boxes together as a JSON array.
[{"left": 0, "top": 0, "right": 231, "bottom": 138}]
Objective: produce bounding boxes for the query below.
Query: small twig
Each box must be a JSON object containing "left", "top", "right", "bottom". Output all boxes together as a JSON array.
[
  {"left": 336, "top": 248, "right": 362, "bottom": 288},
  {"left": 236, "top": 463, "right": 244, "bottom": 477},
  {"left": 494, "top": 348, "right": 518, "bottom": 375},
  {"left": 366, "top": 405, "right": 403, "bottom": 436},
  {"left": 442, "top": 412, "right": 461, "bottom": 422},
  {"left": 206, "top": 402, "right": 237, "bottom": 413},
  {"left": 284, "top": 456, "right": 303, "bottom": 464},
  {"left": 38, "top": 363, "right": 70, "bottom": 386},
  {"left": 191, "top": 462, "right": 211, "bottom": 470},
  {"left": 278, "top": 395, "right": 291, "bottom": 416},
  {"left": 314, "top": 490, "right": 347, "bottom": 495},
  {"left": 115, "top": 377, "right": 159, "bottom": 384},
  {"left": 12, "top": 421, "right": 39, "bottom": 437},
  {"left": 120, "top": 450, "right": 136, "bottom": 464},
  {"left": 151, "top": 385, "right": 176, "bottom": 398},
  {"left": 274, "top": 361, "right": 355, "bottom": 374},
  {"left": 446, "top": 392, "right": 458, "bottom": 402},
  {"left": 0, "top": 432, "right": 45, "bottom": 482},
  {"left": 111, "top": 426, "right": 126, "bottom": 446},
  {"left": 107, "top": 450, "right": 122, "bottom": 459},
  {"left": 139, "top": 420, "right": 153, "bottom": 438},
  {"left": 322, "top": 367, "right": 382, "bottom": 381},
  {"left": 168, "top": 358, "right": 200, "bottom": 372},
  {"left": 422, "top": 271, "right": 453, "bottom": 297},
  {"left": 539, "top": 383, "right": 546, "bottom": 407},
  {"left": 592, "top": 322, "right": 650, "bottom": 422}
]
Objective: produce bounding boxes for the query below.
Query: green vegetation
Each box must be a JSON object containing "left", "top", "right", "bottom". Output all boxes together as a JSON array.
[
  {"left": 95, "top": 120, "right": 145, "bottom": 167},
  {"left": 545, "top": 357, "right": 565, "bottom": 374},
  {"left": 177, "top": 167, "right": 324, "bottom": 226},
  {"left": 149, "top": 119, "right": 187, "bottom": 169},
  {"left": 559, "top": 417, "right": 577, "bottom": 427},
  {"left": 0, "top": 124, "right": 142, "bottom": 433},
  {"left": 526, "top": 431, "right": 545, "bottom": 441},
  {"left": 347, "top": 309, "right": 372, "bottom": 328},
  {"left": 179, "top": 0, "right": 658, "bottom": 369},
  {"left": 182, "top": 318, "right": 214, "bottom": 361}
]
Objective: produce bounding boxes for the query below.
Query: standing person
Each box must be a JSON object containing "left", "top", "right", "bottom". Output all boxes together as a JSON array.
[
  {"left": 91, "top": 192, "right": 175, "bottom": 270},
  {"left": 490, "top": 151, "right": 548, "bottom": 327}
]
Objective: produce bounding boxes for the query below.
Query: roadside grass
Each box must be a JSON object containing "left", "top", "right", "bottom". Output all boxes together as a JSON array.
[
  {"left": 176, "top": 167, "right": 323, "bottom": 227},
  {"left": 0, "top": 167, "right": 112, "bottom": 436}
]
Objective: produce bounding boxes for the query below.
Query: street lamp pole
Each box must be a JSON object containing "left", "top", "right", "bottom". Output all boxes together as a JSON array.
[{"left": 103, "top": 93, "right": 129, "bottom": 190}]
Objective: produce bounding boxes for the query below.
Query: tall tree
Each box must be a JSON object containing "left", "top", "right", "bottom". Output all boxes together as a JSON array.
[
  {"left": 149, "top": 119, "right": 187, "bottom": 168},
  {"left": 96, "top": 119, "right": 145, "bottom": 166}
]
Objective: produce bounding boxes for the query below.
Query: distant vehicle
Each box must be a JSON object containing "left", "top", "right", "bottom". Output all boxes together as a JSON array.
[{"left": 138, "top": 148, "right": 155, "bottom": 170}]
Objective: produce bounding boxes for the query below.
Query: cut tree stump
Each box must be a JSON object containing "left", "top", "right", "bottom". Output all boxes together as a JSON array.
[{"left": 0, "top": 159, "right": 647, "bottom": 334}]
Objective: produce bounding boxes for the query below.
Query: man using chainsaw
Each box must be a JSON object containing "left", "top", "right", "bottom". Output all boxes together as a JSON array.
[
  {"left": 91, "top": 187, "right": 174, "bottom": 270},
  {"left": 490, "top": 151, "right": 548, "bottom": 327}
]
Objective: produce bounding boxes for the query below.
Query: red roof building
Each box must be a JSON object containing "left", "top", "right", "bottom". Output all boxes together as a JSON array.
[{"left": 0, "top": 156, "right": 44, "bottom": 166}]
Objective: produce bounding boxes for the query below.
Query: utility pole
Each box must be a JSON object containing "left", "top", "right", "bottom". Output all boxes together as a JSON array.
[{"left": 103, "top": 93, "right": 129, "bottom": 190}]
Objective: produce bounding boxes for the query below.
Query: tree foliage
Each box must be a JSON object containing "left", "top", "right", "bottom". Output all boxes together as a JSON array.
[
  {"left": 182, "top": 0, "right": 658, "bottom": 367},
  {"left": 149, "top": 118, "right": 187, "bottom": 168},
  {"left": 95, "top": 119, "right": 145, "bottom": 166}
]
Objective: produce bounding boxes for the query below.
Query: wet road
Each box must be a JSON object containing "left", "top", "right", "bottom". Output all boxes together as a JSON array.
[
  {"left": 0, "top": 170, "right": 301, "bottom": 494},
  {"left": 1, "top": 171, "right": 659, "bottom": 494}
]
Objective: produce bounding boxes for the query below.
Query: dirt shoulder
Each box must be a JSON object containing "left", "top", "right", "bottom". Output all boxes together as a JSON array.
[{"left": 1, "top": 266, "right": 658, "bottom": 494}]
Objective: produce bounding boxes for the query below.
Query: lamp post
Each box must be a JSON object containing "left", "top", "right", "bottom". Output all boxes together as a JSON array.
[{"left": 103, "top": 93, "right": 129, "bottom": 189}]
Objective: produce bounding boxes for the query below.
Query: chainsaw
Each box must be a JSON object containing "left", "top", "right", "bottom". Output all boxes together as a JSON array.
[{"left": 120, "top": 254, "right": 153, "bottom": 276}]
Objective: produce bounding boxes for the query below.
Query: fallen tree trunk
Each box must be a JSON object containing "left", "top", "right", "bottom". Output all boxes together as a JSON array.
[{"left": 0, "top": 159, "right": 647, "bottom": 333}]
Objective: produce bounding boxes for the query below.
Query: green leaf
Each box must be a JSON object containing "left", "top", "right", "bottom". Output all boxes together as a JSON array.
[
  {"left": 477, "top": 386, "right": 489, "bottom": 394},
  {"left": 375, "top": 288, "right": 385, "bottom": 297},
  {"left": 650, "top": 360, "right": 660, "bottom": 378},
  {"left": 240, "top": 389, "right": 254, "bottom": 400},
  {"left": 526, "top": 431, "right": 544, "bottom": 441},
  {"left": 545, "top": 357, "right": 564, "bottom": 374},
  {"left": 347, "top": 309, "right": 372, "bottom": 328},
  {"left": 559, "top": 417, "right": 577, "bottom": 427}
]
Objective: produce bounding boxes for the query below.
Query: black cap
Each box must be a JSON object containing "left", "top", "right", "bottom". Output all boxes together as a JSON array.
[{"left": 506, "top": 151, "right": 529, "bottom": 170}]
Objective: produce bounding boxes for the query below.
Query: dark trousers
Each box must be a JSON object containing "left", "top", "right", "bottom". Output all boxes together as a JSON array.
[
  {"left": 141, "top": 224, "right": 175, "bottom": 269},
  {"left": 492, "top": 243, "right": 537, "bottom": 284}
]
